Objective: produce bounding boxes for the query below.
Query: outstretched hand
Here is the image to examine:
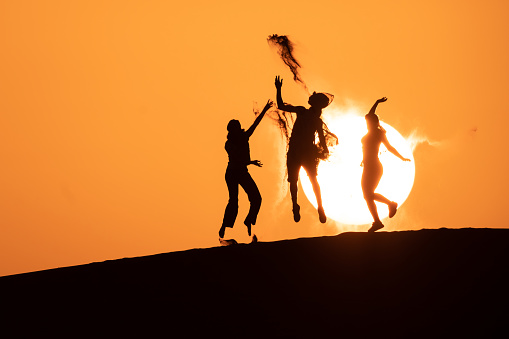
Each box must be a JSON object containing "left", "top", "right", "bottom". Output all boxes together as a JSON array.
[
  {"left": 262, "top": 99, "right": 273, "bottom": 112},
  {"left": 377, "top": 97, "right": 388, "bottom": 103},
  {"left": 250, "top": 160, "right": 263, "bottom": 167},
  {"left": 402, "top": 157, "right": 411, "bottom": 162},
  {"left": 275, "top": 76, "right": 283, "bottom": 89}
]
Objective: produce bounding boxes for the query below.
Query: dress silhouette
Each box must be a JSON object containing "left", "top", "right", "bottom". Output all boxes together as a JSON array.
[
  {"left": 361, "top": 97, "right": 411, "bottom": 232},
  {"left": 219, "top": 100, "right": 273, "bottom": 242},
  {"left": 275, "top": 76, "right": 334, "bottom": 223}
]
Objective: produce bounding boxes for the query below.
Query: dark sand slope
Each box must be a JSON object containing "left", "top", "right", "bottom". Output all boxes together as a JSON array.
[{"left": 1, "top": 228, "right": 508, "bottom": 337}]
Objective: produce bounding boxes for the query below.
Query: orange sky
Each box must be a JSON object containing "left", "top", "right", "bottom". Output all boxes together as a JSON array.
[{"left": 1, "top": 1, "right": 509, "bottom": 276}]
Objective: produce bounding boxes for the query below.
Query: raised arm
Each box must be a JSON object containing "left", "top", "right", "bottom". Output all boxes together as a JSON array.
[
  {"left": 367, "top": 97, "right": 387, "bottom": 115},
  {"left": 245, "top": 99, "right": 273, "bottom": 138},
  {"left": 275, "top": 76, "right": 301, "bottom": 113},
  {"left": 381, "top": 134, "right": 411, "bottom": 162}
]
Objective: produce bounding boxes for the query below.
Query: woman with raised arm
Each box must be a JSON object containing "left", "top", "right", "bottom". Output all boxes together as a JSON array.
[
  {"left": 219, "top": 100, "right": 273, "bottom": 243},
  {"left": 275, "top": 76, "right": 336, "bottom": 223},
  {"left": 362, "top": 97, "right": 411, "bottom": 232}
]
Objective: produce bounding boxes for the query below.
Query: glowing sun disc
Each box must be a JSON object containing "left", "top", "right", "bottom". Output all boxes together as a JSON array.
[{"left": 300, "top": 115, "right": 415, "bottom": 225}]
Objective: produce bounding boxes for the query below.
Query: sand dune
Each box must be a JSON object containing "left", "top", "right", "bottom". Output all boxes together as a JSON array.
[{"left": 1, "top": 228, "right": 508, "bottom": 337}]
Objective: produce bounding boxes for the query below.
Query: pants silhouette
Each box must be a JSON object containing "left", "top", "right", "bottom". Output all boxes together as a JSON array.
[{"left": 221, "top": 167, "right": 261, "bottom": 230}]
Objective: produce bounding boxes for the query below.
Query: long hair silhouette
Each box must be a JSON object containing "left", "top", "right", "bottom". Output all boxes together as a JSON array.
[{"left": 274, "top": 76, "right": 337, "bottom": 224}]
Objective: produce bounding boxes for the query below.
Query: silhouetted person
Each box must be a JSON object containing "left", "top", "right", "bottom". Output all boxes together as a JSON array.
[
  {"left": 362, "top": 97, "right": 411, "bottom": 232},
  {"left": 275, "top": 76, "right": 331, "bottom": 223},
  {"left": 219, "top": 100, "right": 273, "bottom": 243}
]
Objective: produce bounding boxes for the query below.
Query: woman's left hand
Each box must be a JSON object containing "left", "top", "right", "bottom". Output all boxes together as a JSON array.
[{"left": 251, "top": 160, "right": 263, "bottom": 167}]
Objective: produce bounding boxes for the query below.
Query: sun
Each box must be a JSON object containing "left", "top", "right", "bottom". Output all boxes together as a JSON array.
[{"left": 300, "top": 113, "right": 415, "bottom": 225}]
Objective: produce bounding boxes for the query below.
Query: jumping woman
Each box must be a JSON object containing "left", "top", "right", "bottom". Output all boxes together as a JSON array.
[
  {"left": 219, "top": 100, "right": 273, "bottom": 242},
  {"left": 275, "top": 76, "right": 336, "bottom": 223},
  {"left": 362, "top": 97, "right": 411, "bottom": 232}
]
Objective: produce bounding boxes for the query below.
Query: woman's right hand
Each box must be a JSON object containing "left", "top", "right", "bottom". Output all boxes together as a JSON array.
[
  {"left": 377, "top": 97, "right": 388, "bottom": 103},
  {"left": 275, "top": 76, "right": 283, "bottom": 89},
  {"left": 263, "top": 99, "right": 273, "bottom": 112},
  {"left": 251, "top": 160, "right": 263, "bottom": 167}
]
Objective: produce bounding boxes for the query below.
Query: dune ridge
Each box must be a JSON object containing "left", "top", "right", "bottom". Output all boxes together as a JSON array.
[{"left": 1, "top": 228, "right": 508, "bottom": 337}]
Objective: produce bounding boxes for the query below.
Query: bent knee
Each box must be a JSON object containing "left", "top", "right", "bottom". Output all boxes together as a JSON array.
[
  {"left": 250, "top": 192, "right": 262, "bottom": 205},
  {"left": 363, "top": 190, "right": 375, "bottom": 200}
]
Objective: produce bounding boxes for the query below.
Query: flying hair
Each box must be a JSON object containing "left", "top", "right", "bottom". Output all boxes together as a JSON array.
[
  {"left": 264, "top": 34, "right": 339, "bottom": 179},
  {"left": 267, "top": 34, "right": 309, "bottom": 94},
  {"left": 253, "top": 105, "right": 294, "bottom": 150}
]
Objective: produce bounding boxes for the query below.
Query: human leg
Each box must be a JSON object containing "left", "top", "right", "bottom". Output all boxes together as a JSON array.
[
  {"left": 373, "top": 193, "right": 391, "bottom": 205},
  {"left": 239, "top": 170, "right": 261, "bottom": 236},
  {"left": 308, "top": 175, "right": 326, "bottom": 223},
  {"left": 287, "top": 153, "right": 301, "bottom": 222},
  {"left": 220, "top": 168, "right": 239, "bottom": 238},
  {"left": 363, "top": 189, "right": 384, "bottom": 232},
  {"left": 362, "top": 162, "right": 384, "bottom": 230},
  {"left": 363, "top": 193, "right": 380, "bottom": 224},
  {"left": 373, "top": 193, "right": 398, "bottom": 218},
  {"left": 289, "top": 180, "right": 300, "bottom": 222},
  {"left": 304, "top": 158, "right": 326, "bottom": 223}
]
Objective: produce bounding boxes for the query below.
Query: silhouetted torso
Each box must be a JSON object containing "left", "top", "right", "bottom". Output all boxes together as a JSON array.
[
  {"left": 288, "top": 109, "right": 321, "bottom": 154},
  {"left": 362, "top": 129, "right": 384, "bottom": 165},
  {"left": 225, "top": 132, "right": 250, "bottom": 170}
]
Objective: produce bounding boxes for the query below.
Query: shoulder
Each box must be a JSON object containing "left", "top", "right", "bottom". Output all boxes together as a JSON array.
[{"left": 294, "top": 106, "right": 307, "bottom": 115}]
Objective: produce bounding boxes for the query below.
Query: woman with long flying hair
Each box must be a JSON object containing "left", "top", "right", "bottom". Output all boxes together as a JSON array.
[{"left": 274, "top": 76, "right": 337, "bottom": 224}]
